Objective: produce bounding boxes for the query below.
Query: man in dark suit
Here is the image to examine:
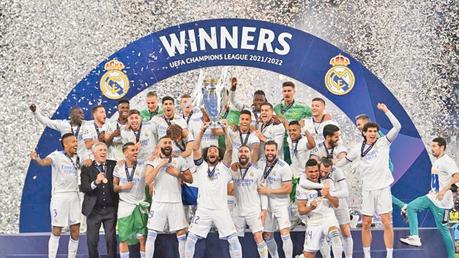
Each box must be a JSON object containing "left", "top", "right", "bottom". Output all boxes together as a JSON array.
[{"left": 81, "top": 142, "right": 119, "bottom": 258}]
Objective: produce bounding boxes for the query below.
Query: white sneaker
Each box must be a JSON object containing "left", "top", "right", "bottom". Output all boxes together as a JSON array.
[{"left": 400, "top": 235, "right": 422, "bottom": 247}]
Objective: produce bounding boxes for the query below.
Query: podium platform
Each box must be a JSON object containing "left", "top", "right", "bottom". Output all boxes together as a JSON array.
[{"left": 0, "top": 228, "right": 449, "bottom": 258}]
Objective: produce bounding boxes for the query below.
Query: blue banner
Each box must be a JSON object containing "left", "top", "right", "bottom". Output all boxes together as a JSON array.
[{"left": 21, "top": 18, "right": 432, "bottom": 232}]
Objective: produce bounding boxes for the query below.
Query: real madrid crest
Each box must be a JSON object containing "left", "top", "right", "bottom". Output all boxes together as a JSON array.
[
  {"left": 324, "top": 54, "right": 355, "bottom": 95},
  {"left": 100, "top": 59, "right": 130, "bottom": 99}
]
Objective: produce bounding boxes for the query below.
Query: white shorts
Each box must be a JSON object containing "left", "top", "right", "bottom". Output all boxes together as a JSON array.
[
  {"left": 234, "top": 211, "right": 264, "bottom": 237},
  {"left": 264, "top": 206, "right": 291, "bottom": 232},
  {"left": 334, "top": 199, "right": 351, "bottom": 225},
  {"left": 118, "top": 201, "right": 136, "bottom": 219},
  {"left": 361, "top": 187, "right": 393, "bottom": 216},
  {"left": 147, "top": 202, "right": 188, "bottom": 232},
  {"left": 50, "top": 192, "right": 81, "bottom": 227},
  {"left": 303, "top": 220, "right": 339, "bottom": 252},
  {"left": 189, "top": 207, "right": 236, "bottom": 238}
]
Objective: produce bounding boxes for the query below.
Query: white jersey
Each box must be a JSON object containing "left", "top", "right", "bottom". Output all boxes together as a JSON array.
[
  {"left": 296, "top": 176, "right": 337, "bottom": 226},
  {"left": 231, "top": 164, "right": 267, "bottom": 216},
  {"left": 193, "top": 159, "right": 232, "bottom": 210},
  {"left": 287, "top": 136, "right": 313, "bottom": 178},
  {"left": 81, "top": 121, "right": 106, "bottom": 161},
  {"left": 257, "top": 122, "right": 285, "bottom": 159},
  {"left": 33, "top": 111, "right": 89, "bottom": 164},
  {"left": 151, "top": 115, "right": 187, "bottom": 142},
  {"left": 311, "top": 141, "right": 347, "bottom": 160},
  {"left": 172, "top": 134, "right": 195, "bottom": 171},
  {"left": 229, "top": 129, "right": 260, "bottom": 163},
  {"left": 120, "top": 122, "right": 156, "bottom": 162},
  {"left": 301, "top": 118, "right": 338, "bottom": 143},
  {"left": 104, "top": 118, "right": 125, "bottom": 161},
  {"left": 346, "top": 136, "right": 394, "bottom": 190},
  {"left": 47, "top": 151, "right": 80, "bottom": 194},
  {"left": 195, "top": 127, "right": 219, "bottom": 149},
  {"left": 328, "top": 167, "right": 346, "bottom": 193},
  {"left": 257, "top": 158, "right": 292, "bottom": 209},
  {"left": 182, "top": 109, "right": 203, "bottom": 135},
  {"left": 427, "top": 154, "right": 459, "bottom": 209},
  {"left": 148, "top": 156, "right": 188, "bottom": 203},
  {"left": 113, "top": 162, "right": 146, "bottom": 205}
]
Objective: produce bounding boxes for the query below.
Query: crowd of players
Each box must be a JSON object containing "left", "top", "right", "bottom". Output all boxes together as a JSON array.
[{"left": 29, "top": 78, "right": 459, "bottom": 258}]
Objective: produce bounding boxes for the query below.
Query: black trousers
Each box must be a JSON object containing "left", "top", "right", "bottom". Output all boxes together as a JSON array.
[{"left": 86, "top": 206, "right": 117, "bottom": 258}]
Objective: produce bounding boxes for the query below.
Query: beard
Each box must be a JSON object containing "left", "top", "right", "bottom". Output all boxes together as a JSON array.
[
  {"left": 265, "top": 154, "right": 276, "bottom": 162},
  {"left": 238, "top": 155, "right": 249, "bottom": 166},
  {"left": 161, "top": 146, "right": 172, "bottom": 156},
  {"left": 207, "top": 156, "right": 218, "bottom": 165}
]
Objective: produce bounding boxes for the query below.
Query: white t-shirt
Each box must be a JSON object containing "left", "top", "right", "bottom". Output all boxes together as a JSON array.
[
  {"left": 151, "top": 115, "right": 187, "bottom": 142},
  {"left": 346, "top": 136, "right": 394, "bottom": 190},
  {"left": 104, "top": 118, "right": 125, "bottom": 161},
  {"left": 301, "top": 118, "right": 338, "bottom": 143},
  {"left": 231, "top": 164, "right": 266, "bottom": 216},
  {"left": 81, "top": 121, "right": 106, "bottom": 161},
  {"left": 311, "top": 141, "right": 348, "bottom": 160},
  {"left": 296, "top": 176, "right": 337, "bottom": 226},
  {"left": 120, "top": 122, "right": 156, "bottom": 162},
  {"left": 257, "top": 122, "right": 285, "bottom": 159},
  {"left": 47, "top": 151, "right": 80, "bottom": 194},
  {"left": 287, "top": 136, "right": 313, "bottom": 178},
  {"left": 182, "top": 109, "right": 203, "bottom": 136},
  {"left": 257, "top": 157, "right": 292, "bottom": 209},
  {"left": 193, "top": 159, "right": 232, "bottom": 210},
  {"left": 113, "top": 162, "right": 146, "bottom": 205},
  {"left": 148, "top": 156, "right": 189, "bottom": 203},
  {"left": 229, "top": 129, "right": 260, "bottom": 163},
  {"left": 427, "top": 154, "right": 459, "bottom": 209}
]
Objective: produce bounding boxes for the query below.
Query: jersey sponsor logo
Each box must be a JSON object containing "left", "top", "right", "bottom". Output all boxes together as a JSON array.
[
  {"left": 100, "top": 59, "right": 130, "bottom": 99},
  {"left": 234, "top": 178, "right": 255, "bottom": 186},
  {"left": 325, "top": 54, "right": 355, "bottom": 95},
  {"left": 61, "top": 164, "right": 77, "bottom": 174}
]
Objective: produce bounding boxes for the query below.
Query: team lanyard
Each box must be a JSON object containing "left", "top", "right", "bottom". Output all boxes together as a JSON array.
[
  {"left": 239, "top": 128, "right": 250, "bottom": 146},
  {"left": 323, "top": 141, "right": 335, "bottom": 159},
  {"left": 64, "top": 153, "right": 80, "bottom": 171},
  {"left": 183, "top": 111, "right": 193, "bottom": 126},
  {"left": 133, "top": 125, "right": 142, "bottom": 143},
  {"left": 94, "top": 122, "right": 102, "bottom": 138},
  {"left": 239, "top": 163, "right": 252, "bottom": 180},
  {"left": 70, "top": 123, "right": 81, "bottom": 138},
  {"left": 175, "top": 139, "right": 187, "bottom": 152},
  {"left": 260, "top": 120, "right": 273, "bottom": 133},
  {"left": 280, "top": 100, "right": 295, "bottom": 114},
  {"left": 361, "top": 141, "right": 376, "bottom": 157},
  {"left": 291, "top": 137, "right": 302, "bottom": 156},
  {"left": 163, "top": 116, "right": 172, "bottom": 126},
  {"left": 124, "top": 163, "right": 137, "bottom": 182},
  {"left": 263, "top": 158, "right": 278, "bottom": 179},
  {"left": 207, "top": 164, "right": 217, "bottom": 177},
  {"left": 313, "top": 115, "right": 325, "bottom": 135}
]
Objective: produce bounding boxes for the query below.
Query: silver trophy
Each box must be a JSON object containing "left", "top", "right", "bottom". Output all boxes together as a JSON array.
[{"left": 191, "top": 69, "right": 229, "bottom": 128}]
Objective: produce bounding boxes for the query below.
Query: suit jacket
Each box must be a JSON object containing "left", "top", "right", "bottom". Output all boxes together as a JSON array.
[{"left": 80, "top": 159, "right": 119, "bottom": 216}]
